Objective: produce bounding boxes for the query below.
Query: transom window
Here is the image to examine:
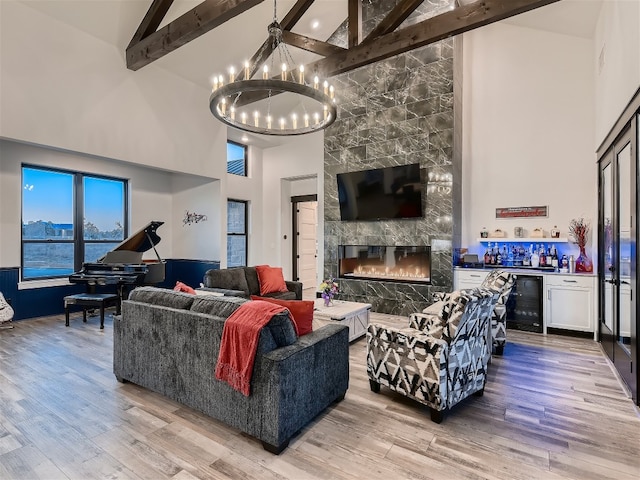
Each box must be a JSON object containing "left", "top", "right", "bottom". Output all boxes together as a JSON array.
[
  {"left": 227, "top": 141, "right": 247, "bottom": 176},
  {"left": 21, "top": 165, "right": 128, "bottom": 280}
]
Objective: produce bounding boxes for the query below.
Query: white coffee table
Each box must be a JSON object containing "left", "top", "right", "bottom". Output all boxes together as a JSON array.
[{"left": 313, "top": 299, "right": 372, "bottom": 342}]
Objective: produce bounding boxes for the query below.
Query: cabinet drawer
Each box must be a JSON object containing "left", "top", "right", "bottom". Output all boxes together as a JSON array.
[
  {"left": 454, "top": 270, "right": 489, "bottom": 290},
  {"left": 545, "top": 274, "right": 594, "bottom": 289}
]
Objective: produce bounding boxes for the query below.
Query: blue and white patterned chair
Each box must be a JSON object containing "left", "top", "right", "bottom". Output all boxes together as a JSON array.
[
  {"left": 429, "top": 270, "right": 515, "bottom": 355},
  {"left": 481, "top": 270, "right": 515, "bottom": 355},
  {"left": 366, "top": 288, "right": 498, "bottom": 423}
]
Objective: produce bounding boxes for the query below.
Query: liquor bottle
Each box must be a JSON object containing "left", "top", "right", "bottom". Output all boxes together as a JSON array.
[
  {"left": 484, "top": 247, "right": 491, "bottom": 265},
  {"left": 539, "top": 245, "right": 546, "bottom": 267},
  {"left": 551, "top": 247, "right": 559, "bottom": 269},
  {"left": 496, "top": 247, "right": 502, "bottom": 265}
]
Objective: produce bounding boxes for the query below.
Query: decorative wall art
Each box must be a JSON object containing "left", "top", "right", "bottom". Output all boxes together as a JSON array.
[{"left": 183, "top": 211, "right": 208, "bottom": 226}]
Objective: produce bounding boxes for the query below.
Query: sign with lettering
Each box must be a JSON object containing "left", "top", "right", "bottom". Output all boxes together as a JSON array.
[{"left": 496, "top": 206, "right": 548, "bottom": 218}]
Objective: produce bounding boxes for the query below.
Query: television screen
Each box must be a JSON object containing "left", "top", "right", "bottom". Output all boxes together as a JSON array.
[{"left": 337, "top": 164, "right": 423, "bottom": 221}]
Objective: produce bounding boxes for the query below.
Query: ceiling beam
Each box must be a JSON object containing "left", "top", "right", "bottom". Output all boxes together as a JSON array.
[
  {"left": 362, "top": 0, "right": 424, "bottom": 43},
  {"left": 247, "top": 0, "right": 316, "bottom": 78},
  {"left": 282, "top": 31, "right": 347, "bottom": 57},
  {"left": 233, "top": 0, "right": 559, "bottom": 107},
  {"left": 127, "top": 0, "right": 265, "bottom": 71},
  {"left": 348, "top": 0, "right": 362, "bottom": 48},
  {"left": 127, "top": 0, "right": 175, "bottom": 49},
  {"left": 308, "top": 0, "right": 561, "bottom": 78}
]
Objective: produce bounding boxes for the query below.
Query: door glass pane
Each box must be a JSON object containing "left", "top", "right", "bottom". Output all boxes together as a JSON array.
[
  {"left": 617, "top": 143, "right": 632, "bottom": 354},
  {"left": 603, "top": 163, "right": 614, "bottom": 332},
  {"left": 83, "top": 177, "right": 125, "bottom": 240}
]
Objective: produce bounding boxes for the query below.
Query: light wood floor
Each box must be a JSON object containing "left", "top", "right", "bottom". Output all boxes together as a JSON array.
[{"left": 0, "top": 311, "right": 639, "bottom": 480}]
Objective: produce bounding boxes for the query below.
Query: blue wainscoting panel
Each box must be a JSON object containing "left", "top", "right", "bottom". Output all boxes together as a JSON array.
[
  {"left": 0, "top": 267, "right": 19, "bottom": 307},
  {"left": 1, "top": 259, "right": 220, "bottom": 320},
  {"left": 160, "top": 259, "right": 221, "bottom": 289}
]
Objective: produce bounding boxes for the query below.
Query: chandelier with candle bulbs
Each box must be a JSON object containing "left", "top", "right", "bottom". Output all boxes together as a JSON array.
[{"left": 209, "top": 0, "right": 337, "bottom": 136}]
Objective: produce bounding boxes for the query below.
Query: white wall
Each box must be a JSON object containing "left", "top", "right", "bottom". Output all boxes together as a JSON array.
[
  {"left": 170, "top": 176, "right": 221, "bottom": 261},
  {"left": 262, "top": 133, "right": 323, "bottom": 281},
  {"left": 462, "top": 22, "right": 596, "bottom": 260},
  {"left": 0, "top": 1, "right": 227, "bottom": 179},
  {"left": 594, "top": 0, "right": 640, "bottom": 146},
  {"left": 0, "top": 140, "right": 176, "bottom": 269},
  {"left": 226, "top": 144, "right": 264, "bottom": 268}
]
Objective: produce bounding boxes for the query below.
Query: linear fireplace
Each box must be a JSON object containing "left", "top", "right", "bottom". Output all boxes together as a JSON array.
[{"left": 338, "top": 245, "right": 431, "bottom": 284}]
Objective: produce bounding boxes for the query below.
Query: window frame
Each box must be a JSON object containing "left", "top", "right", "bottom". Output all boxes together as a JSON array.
[
  {"left": 226, "top": 199, "right": 248, "bottom": 268},
  {"left": 21, "top": 164, "right": 129, "bottom": 281},
  {"left": 226, "top": 140, "right": 248, "bottom": 177}
]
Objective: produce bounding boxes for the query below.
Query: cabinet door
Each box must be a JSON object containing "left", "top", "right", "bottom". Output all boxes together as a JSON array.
[{"left": 546, "top": 286, "right": 593, "bottom": 332}]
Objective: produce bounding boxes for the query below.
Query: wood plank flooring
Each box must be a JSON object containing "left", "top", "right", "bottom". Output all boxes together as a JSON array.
[{"left": 0, "top": 310, "right": 638, "bottom": 480}]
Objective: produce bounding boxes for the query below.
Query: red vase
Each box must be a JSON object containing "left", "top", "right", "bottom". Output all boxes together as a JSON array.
[{"left": 575, "top": 245, "right": 593, "bottom": 273}]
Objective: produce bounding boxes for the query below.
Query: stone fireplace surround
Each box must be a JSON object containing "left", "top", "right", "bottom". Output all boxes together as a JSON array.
[{"left": 322, "top": 1, "right": 461, "bottom": 316}]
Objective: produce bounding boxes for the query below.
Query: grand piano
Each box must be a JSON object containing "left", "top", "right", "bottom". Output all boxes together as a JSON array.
[{"left": 69, "top": 221, "right": 165, "bottom": 313}]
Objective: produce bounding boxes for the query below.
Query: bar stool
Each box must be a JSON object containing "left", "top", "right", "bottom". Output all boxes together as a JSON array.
[{"left": 64, "top": 293, "right": 118, "bottom": 329}]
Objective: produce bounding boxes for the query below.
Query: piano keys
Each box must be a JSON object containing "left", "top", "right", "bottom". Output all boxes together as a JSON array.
[{"left": 69, "top": 221, "right": 165, "bottom": 314}]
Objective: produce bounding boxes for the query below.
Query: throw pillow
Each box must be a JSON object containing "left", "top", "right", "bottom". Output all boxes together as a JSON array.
[
  {"left": 250, "top": 295, "right": 313, "bottom": 336},
  {"left": 255, "top": 265, "right": 288, "bottom": 296},
  {"left": 174, "top": 281, "right": 196, "bottom": 295}
]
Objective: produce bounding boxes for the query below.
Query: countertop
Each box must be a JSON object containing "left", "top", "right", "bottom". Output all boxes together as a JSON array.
[{"left": 454, "top": 266, "right": 597, "bottom": 277}]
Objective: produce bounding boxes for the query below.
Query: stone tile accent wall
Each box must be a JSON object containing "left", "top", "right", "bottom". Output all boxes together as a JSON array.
[{"left": 323, "top": 0, "right": 460, "bottom": 316}]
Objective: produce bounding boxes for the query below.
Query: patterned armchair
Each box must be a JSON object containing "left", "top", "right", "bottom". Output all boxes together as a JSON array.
[
  {"left": 481, "top": 270, "right": 515, "bottom": 355},
  {"left": 366, "top": 288, "right": 498, "bottom": 423},
  {"left": 430, "top": 270, "right": 515, "bottom": 355}
]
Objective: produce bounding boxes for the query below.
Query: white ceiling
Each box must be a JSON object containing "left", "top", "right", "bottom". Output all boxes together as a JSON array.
[{"left": 18, "top": 0, "right": 603, "bottom": 92}]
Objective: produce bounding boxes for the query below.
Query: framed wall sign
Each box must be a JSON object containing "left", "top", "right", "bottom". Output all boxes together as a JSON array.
[{"left": 496, "top": 206, "right": 548, "bottom": 219}]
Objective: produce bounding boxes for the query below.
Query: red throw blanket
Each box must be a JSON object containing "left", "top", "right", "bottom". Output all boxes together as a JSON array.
[{"left": 215, "top": 300, "right": 288, "bottom": 396}]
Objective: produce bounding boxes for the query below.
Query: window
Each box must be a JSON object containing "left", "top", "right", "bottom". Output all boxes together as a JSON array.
[
  {"left": 227, "top": 141, "right": 247, "bottom": 176},
  {"left": 227, "top": 200, "right": 247, "bottom": 267},
  {"left": 22, "top": 166, "right": 127, "bottom": 280}
]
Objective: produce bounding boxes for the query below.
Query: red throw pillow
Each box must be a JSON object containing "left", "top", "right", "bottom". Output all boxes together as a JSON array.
[
  {"left": 174, "top": 281, "right": 196, "bottom": 294},
  {"left": 251, "top": 295, "right": 313, "bottom": 336},
  {"left": 255, "top": 265, "right": 288, "bottom": 296}
]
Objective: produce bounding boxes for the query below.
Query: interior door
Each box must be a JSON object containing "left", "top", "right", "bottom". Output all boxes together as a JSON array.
[
  {"left": 600, "top": 158, "right": 615, "bottom": 360},
  {"left": 615, "top": 136, "right": 635, "bottom": 392},
  {"left": 296, "top": 201, "right": 318, "bottom": 288},
  {"left": 599, "top": 126, "right": 636, "bottom": 399}
]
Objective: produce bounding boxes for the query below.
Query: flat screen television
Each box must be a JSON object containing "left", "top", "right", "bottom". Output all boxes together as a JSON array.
[{"left": 337, "top": 164, "right": 423, "bottom": 221}]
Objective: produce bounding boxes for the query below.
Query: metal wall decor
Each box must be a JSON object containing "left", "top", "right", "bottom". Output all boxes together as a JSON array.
[{"left": 183, "top": 211, "right": 208, "bottom": 226}]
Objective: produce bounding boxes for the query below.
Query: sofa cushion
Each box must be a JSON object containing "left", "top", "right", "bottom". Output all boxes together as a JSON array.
[
  {"left": 264, "top": 310, "right": 299, "bottom": 347},
  {"left": 251, "top": 296, "right": 313, "bottom": 336},
  {"left": 190, "top": 296, "right": 248, "bottom": 317},
  {"left": 260, "top": 290, "right": 297, "bottom": 300},
  {"left": 129, "top": 286, "right": 195, "bottom": 310},
  {"left": 244, "top": 266, "right": 261, "bottom": 296},
  {"left": 203, "top": 268, "right": 250, "bottom": 295},
  {"left": 255, "top": 265, "right": 288, "bottom": 296}
]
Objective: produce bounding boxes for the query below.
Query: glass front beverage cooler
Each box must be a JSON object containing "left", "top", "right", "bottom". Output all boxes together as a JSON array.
[{"left": 506, "top": 274, "right": 543, "bottom": 333}]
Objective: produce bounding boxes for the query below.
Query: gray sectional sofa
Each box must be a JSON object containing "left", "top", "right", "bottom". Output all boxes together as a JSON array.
[
  {"left": 113, "top": 286, "right": 349, "bottom": 454},
  {"left": 201, "top": 266, "right": 302, "bottom": 299}
]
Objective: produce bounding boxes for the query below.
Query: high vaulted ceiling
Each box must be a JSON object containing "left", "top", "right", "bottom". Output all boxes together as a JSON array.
[{"left": 18, "top": 0, "right": 603, "bottom": 93}]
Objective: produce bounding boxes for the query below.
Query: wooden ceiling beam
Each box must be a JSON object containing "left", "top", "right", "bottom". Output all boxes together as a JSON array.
[
  {"left": 348, "top": 0, "right": 362, "bottom": 48},
  {"left": 127, "top": 0, "right": 175, "bottom": 48},
  {"left": 247, "top": 0, "right": 316, "bottom": 78},
  {"left": 362, "top": 0, "right": 424, "bottom": 43},
  {"left": 308, "top": 0, "right": 561, "bottom": 78},
  {"left": 282, "top": 31, "right": 346, "bottom": 57},
  {"left": 127, "top": 0, "right": 265, "bottom": 71}
]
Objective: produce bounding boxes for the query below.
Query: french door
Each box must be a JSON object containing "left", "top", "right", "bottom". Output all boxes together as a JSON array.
[{"left": 599, "top": 120, "right": 637, "bottom": 402}]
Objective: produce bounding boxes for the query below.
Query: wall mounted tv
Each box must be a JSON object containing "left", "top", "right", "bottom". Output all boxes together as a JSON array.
[{"left": 337, "top": 163, "right": 423, "bottom": 221}]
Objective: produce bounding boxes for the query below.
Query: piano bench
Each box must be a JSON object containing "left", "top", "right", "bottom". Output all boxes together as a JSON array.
[{"left": 64, "top": 293, "right": 119, "bottom": 330}]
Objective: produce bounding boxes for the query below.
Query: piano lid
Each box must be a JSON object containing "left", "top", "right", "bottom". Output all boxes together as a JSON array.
[{"left": 98, "top": 221, "right": 164, "bottom": 262}]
